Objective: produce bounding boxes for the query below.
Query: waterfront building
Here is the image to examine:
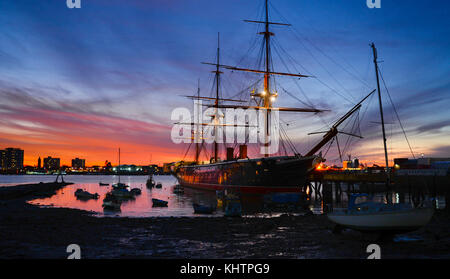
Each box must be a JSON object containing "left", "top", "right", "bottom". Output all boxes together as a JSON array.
[
  {"left": 0, "top": 149, "right": 5, "bottom": 170},
  {"left": 71, "top": 158, "right": 86, "bottom": 169},
  {"left": 112, "top": 164, "right": 142, "bottom": 173},
  {"left": 343, "top": 158, "right": 360, "bottom": 170},
  {"left": 0, "top": 148, "right": 24, "bottom": 170},
  {"left": 43, "top": 156, "right": 60, "bottom": 170},
  {"left": 394, "top": 157, "right": 450, "bottom": 176}
]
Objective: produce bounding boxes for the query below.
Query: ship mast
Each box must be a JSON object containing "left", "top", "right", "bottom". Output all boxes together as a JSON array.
[
  {"left": 118, "top": 147, "right": 121, "bottom": 184},
  {"left": 199, "top": 0, "right": 327, "bottom": 159},
  {"left": 263, "top": 0, "right": 271, "bottom": 157},
  {"left": 213, "top": 33, "right": 221, "bottom": 162},
  {"left": 195, "top": 79, "right": 200, "bottom": 164},
  {"left": 371, "top": 43, "right": 390, "bottom": 186}
]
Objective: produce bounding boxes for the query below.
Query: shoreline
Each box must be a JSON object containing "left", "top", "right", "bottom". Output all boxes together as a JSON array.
[{"left": 0, "top": 182, "right": 449, "bottom": 259}]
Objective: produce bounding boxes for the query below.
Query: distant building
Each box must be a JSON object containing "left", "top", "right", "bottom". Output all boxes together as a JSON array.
[
  {"left": 142, "top": 164, "right": 159, "bottom": 174},
  {"left": 104, "top": 161, "right": 112, "bottom": 172},
  {"left": 113, "top": 165, "right": 142, "bottom": 172},
  {"left": 0, "top": 148, "right": 24, "bottom": 171},
  {"left": 37, "top": 157, "right": 41, "bottom": 169},
  {"left": 0, "top": 150, "right": 5, "bottom": 170},
  {"left": 43, "top": 156, "right": 60, "bottom": 170},
  {"left": 343, "top": 158, "right": 360, "bottom": 170},
  {"left": 394, "top": 157, "right": 450, "bottom": 169},
  {"left": 394, "top": 157, "right": 450, "bottom": 176},
  {"left": 71, "top": 158, "right": 86, "bottom": 169}
]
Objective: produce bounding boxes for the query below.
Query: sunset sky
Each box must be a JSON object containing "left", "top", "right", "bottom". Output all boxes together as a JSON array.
[{"left": 0, "top": 0, "right": 449, "bottom": 167}]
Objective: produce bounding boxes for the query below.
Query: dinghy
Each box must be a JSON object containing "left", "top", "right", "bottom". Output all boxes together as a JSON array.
[
  {"left": 327, "top": 194, "right": 434, "bottom": 233},
  {"left": 74, "top": 189, "right": 99, "bottom": 200},
  {"left": 225, "top": 200, "right": 242, "bottom": 217},
  {"left": 99, "top": 182, "right": 109, "bottom": 186},
  {"left": 193, "top": 203, "right": 214, "bottom": 214},
  {"left": 130, "top": 188, "right": 142, "bottom": 195},
  {"left": 152, "top": 198, "right": 168, "bottom": 207}
]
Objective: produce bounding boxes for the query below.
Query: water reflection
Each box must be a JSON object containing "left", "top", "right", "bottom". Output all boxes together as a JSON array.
[
  {"left": 26, "top": 175, "right": 312, "bottom": 217},
  {"left": 29, "top": 175, "right": 218, "bottom": 217},
  {"left": 307, "top": 182, "right": 447, "bottom": 214},
  {"left": 22, "top": 175, "right": 448, "bottom": 217}
]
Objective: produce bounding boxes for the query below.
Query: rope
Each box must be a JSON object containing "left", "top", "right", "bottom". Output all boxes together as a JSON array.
[{"left": 379, "top": 68, "right": 416, "bottom": 159}]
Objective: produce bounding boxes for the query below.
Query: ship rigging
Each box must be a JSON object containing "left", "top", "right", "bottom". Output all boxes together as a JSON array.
[{"left": 173, "top": 0, "right": 379, "bottom": 193}]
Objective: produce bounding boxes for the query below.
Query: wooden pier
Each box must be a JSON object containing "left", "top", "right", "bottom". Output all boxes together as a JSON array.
[{"left": 306, "top": 170, "right": 450, "bottom": 212}]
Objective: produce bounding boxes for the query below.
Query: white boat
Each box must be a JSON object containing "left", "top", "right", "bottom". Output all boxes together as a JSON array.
[
  {"left": 112, "top": 148, "right": 129, "bottom": 190},
  {"left": 327, "top": 194, "right": 434, "bottom": 233}
]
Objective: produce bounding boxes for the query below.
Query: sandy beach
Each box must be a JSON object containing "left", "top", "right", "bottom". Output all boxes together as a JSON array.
[{"left": 0, "top": 182, "right": 449, "bottom": 259}]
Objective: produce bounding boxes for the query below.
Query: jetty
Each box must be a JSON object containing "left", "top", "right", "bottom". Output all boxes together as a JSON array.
[{"left": 0, "top": 182, "right": 72, "bottom": 200}]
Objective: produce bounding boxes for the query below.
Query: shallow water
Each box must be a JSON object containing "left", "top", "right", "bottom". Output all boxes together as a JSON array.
[
  {"left": 24, "top": 175, "right": 226, "bottom": 217},
  {"left": 1, "top": 175, "right": 445, "bottom": 217},
  {"left": 0, "top": 175, "right": 314, "bottom": 217}
]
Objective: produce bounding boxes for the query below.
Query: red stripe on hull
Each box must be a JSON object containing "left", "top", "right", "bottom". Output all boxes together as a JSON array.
[{"left": 179, "top": 182, "right": 302, "bottom": 194}]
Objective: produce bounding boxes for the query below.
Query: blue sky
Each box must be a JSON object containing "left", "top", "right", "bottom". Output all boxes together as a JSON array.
[{"left": 0, "top": 0, "right": 449, "bottom": 166}]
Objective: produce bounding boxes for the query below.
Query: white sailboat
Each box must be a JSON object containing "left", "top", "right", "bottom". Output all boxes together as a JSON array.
[
  {"left": 327, "top": 194, "right": 434, "bottom": 233},
  {"left": 327, "top": 45, "right": 434, "bottom": 233},
  {"left": 112, "top": 148, "right": 129, "bottom": 190}
]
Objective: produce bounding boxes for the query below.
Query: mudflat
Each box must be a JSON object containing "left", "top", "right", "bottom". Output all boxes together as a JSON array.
[{"left": 0, "top": 183, "right": 449, "bottom": 259}]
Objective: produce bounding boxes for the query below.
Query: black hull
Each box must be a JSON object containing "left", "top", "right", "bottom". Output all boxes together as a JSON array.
[{"left": 175, "top": 155, "right": 319, "bottom": 194}]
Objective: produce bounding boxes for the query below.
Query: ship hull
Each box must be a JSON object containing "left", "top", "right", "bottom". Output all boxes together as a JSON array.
[{"left": 175, "top": 155, "right": 319, "bottom": 194}]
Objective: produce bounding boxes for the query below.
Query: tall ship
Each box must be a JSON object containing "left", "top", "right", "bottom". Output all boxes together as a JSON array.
[{"left": 174, "top": 0, "right": 372, "bottom": 194}]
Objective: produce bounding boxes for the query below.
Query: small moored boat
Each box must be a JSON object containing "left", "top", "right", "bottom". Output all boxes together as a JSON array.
[
  {"left": 130, "top": 188, "right": 142, "bottom": 195},
  {"left": 152, "top": 198, "right": 168, "bottom": 207},
  {"left": 193, "top": 203, "right": 215, "bottom": 214},
  {"left": 224, "top": 200, "right": 242, "bottom": 217},
  {"left": 327, "top": 194, "right": 434, "bottom": 233},
  {"left": 112, "top": 182, "right": 129, "bottom": 190},
  {"left": 74, "top": 189, "right": 99, "bottom": 199},
  {"left": 102, "top": 193, "right": 121, "bottom": 211},
  {"left": 146, "top": 174, "right": 155, "bottom": 189},
  {"left": 111, "top": 188, "right": 135, "bottom": 199},
  {"left": 99, "top": 182, "right": 109, "bottom": 186}
]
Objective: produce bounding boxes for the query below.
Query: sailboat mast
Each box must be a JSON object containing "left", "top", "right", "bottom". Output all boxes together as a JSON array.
[
  {"left": 118, "top": 147, "right": 121, "bottom": 184},
  {"left": 371, "top": 43, "right": 390, "bottom": 185}
]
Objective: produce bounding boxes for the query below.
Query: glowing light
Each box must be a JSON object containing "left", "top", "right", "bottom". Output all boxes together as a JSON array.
[
  {"left": 270, "top": 95, "right": 276, "bottom": 102},
  {"left": 260, "top": 90, "right": 266, "bottom": 96},
  {"left": 315, "top": 163, "right": 330, "bottom": 171}
]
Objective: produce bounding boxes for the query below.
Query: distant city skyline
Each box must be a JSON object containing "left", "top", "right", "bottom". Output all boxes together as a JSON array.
[
  {"left": 0, "top": 146, "right": 166, "bottom": 169},
  {"left": 0, "top": 1, "right": 449, "bottom": 167}
]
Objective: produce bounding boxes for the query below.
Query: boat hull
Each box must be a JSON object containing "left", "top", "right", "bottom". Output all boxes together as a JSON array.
[
  {"left": 327, "top": 207, "right": 434, "bottom": 233},
  {"left": 175, "top": 155, "right": 319, "bottom": 194}
]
